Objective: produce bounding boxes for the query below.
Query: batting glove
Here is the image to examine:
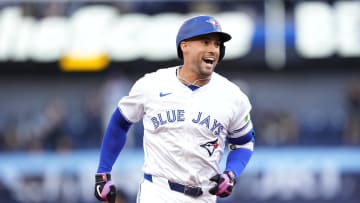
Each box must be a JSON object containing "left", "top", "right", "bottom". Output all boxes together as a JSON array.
[
  {"left": 94, "top": 173, "right": 116, "bottom": 203},
  {"left": 209, "top": 171, "right": 236, "bottom": 198}
]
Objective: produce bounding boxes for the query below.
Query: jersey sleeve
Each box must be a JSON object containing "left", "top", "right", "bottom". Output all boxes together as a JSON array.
[
  {"left": 228, "top": 90, "right": 252, "bottom": 134},
  {"left": 118, "top": 75, "right": 147, "bottom": 123},
  {"left": 227, "top": 90, "right": 254, "bottom": 151},
  {"left": 224, "top": 89, "right": 254, "bottom": 177}
]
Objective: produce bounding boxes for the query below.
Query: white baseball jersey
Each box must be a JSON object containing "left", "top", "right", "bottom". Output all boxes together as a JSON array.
[{"left": 118, "top": 66, "right": 252, "bottom": 188}]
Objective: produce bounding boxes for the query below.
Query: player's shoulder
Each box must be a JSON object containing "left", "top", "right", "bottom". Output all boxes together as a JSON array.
[
  {"left": 212, "top": 72, "right": 246, "bottom": 94},
  {"left": 212, "top": 72, "right": 251, "bottom": 103}
]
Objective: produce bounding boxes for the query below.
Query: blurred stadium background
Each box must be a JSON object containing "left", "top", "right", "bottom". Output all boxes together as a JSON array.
[{"left": 0, "top": 0, "right": 359, "bottom": 203}]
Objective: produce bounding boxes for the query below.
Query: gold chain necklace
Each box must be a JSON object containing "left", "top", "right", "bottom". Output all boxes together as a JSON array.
[{"left": 176, "top": 68, "right": 211, "bottom": 87}]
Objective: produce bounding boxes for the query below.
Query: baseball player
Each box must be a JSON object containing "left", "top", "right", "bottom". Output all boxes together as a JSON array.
[{"left": 94, "top": 15, "right": 255, "bottom": 203}]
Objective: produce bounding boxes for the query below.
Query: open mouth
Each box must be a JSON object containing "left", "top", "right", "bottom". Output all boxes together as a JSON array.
[{"left": 203, "top": 58, "right": 215, "bottom": 65}]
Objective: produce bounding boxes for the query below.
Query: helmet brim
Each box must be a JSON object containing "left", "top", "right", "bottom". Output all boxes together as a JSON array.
[
  {"left": 218, "top": 32, "right": 232, "bottom": 43},
  {"left": 182, "top": 31, "right": 231, "bottom": 44}
]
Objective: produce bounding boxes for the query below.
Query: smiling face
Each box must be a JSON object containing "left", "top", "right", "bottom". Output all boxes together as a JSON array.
[{"left": 180, "top": 33, "right": 221, "bottom": 78}]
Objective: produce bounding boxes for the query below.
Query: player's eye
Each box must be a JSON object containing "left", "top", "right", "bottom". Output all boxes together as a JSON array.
[
  {"left": 202, "top": 40, "right": 220, "bottom": 48},
  {"left": 214, "top": 41, "right": 221, "bottom": 48},
  {"left": 202, "top": 40, "right": 210, "bottom": 45}
]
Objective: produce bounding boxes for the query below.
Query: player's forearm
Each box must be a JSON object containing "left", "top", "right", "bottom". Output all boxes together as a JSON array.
[
  {"left": 225, "top": 125, "right": 255, "bottom": 178},
  {"left": 97, "top": 108, "right": 132, "bottom": 173},
  {"left": 225, "top": 147, "right": 253, "bottom": 178}
]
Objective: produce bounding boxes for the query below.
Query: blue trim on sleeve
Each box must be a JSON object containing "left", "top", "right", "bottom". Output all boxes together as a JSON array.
[
  {"left": 97, "top": 108, "right": 132, "bottom": 173},
  {"left": 230, "top": 121, "right": 250, "bottom": 134},
  {"left": 225, "top": 148, "right": 253, "bottom": 179},
  {"left": 227, "top": 128, "right": 255, "bottom": 145}
]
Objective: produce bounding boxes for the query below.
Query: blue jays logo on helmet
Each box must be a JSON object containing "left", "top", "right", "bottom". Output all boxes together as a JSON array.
[
  {"left": 176, "top": 15, "right": 232, "bottom": 61},
  {"left": 206, "top": 18, "right": 221, "bottom": 31}
]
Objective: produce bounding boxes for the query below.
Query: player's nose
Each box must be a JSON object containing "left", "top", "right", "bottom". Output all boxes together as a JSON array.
[{"left": 206, "top": 46, "right": 219, "bottom": 59}]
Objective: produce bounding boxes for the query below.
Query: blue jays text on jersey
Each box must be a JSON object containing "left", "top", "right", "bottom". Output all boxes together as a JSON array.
[{"left": 151, "top": 110, "right": 225, "bottom": 136}]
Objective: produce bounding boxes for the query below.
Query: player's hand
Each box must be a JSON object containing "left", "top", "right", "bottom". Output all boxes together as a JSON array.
[
  {"left": 94, "top": 173, "right": 116, "bottom": 203},
  {"left": 209, "top": 171, "right": 236, "bottom": 198}
]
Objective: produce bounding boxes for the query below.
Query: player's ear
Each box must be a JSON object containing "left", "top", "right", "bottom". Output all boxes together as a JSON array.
[{"left": 180, "top": 41, "right": 189, "bottom": 56}]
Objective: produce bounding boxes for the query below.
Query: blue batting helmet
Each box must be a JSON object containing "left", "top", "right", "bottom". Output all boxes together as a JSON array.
[{"left": 176, "top": 15, "right": 232, "bottom": 61}]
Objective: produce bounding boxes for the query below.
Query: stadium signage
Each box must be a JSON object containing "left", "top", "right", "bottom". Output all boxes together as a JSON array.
[
  {"left": 0, "top": 1, "right": 358, "bottom": 64},
  {"left": 0, "top": 6, "right": 253, "bottom": 63}
]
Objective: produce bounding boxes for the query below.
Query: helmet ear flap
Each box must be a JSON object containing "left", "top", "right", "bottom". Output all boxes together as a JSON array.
[{"left": 219, "top": 44, "right": 226, "bottom": 62}]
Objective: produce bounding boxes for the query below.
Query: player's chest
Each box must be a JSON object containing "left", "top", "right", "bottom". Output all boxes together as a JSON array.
[{"left": 145, "top": 89, "right": 232, "bottom": 129}]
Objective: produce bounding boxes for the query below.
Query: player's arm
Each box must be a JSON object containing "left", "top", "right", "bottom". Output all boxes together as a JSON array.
[
  {"left": 209, "top": 114, "right": 255, "bottom": 198},
  {"left": 224, "top": 93, "right": 255, "bottom": 178},
  {"left": 94, "top": 107, "right": 132, "bottom": 203},
  {"left": 225, "top": 121, "right": 255, "bottom": 178},
  {"left": 97, "top": 108, "right": 132, "bottom": 172}
]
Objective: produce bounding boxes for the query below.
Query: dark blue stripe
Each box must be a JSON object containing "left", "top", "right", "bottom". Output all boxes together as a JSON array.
[
  {"left": 144, "top": 174, "right": 153, "bottom": 182},
  {"left": 188, "top": 85, "right": 199, "bottom": 91},
  {"left": 231, "top": 120, "right": 251, "bottom": 134},
  {"left": 227, "top": 128, "right": 255, "bottom": 145}
]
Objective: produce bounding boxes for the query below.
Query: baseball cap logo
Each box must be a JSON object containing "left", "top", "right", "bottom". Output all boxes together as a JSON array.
[{"left": 206, "top": 18, "right": 221, "bottom": 30}]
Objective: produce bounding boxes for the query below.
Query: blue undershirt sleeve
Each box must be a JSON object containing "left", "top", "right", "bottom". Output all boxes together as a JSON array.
[
  {"left": 225, "top": 148, "right": 253, "bottom": 179},
  {"left": 97, "top": 108, "right": 132, "bottom": 173}
]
